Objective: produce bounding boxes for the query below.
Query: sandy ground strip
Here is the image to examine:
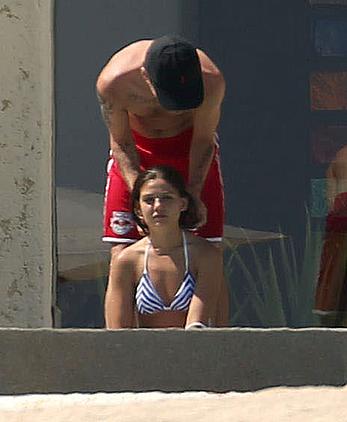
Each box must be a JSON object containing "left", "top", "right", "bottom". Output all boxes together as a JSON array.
[{"left": 0, "top": 385, "right": 346, "bottom": 421}]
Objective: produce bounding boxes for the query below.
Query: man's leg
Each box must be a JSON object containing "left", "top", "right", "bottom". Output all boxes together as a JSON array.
[
  {"left": 213, "top": 242, "right": 230, "bottom": 327},
  {"left": 198, "top": 149, "right": 229, "bottom": 326}
]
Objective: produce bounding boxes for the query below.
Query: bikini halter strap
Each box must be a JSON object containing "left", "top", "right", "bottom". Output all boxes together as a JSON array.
[{"left": 143, "top": 231, "right": 189, "bottom": 274}]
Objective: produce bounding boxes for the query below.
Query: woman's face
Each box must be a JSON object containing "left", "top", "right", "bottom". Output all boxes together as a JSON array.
[{"left": 137, "top": 178, "right": 187, "bottom": 229}]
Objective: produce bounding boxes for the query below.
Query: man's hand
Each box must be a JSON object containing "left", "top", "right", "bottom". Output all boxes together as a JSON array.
[{"left": 191, "top": 194, "right": 207, "bottom": 228}]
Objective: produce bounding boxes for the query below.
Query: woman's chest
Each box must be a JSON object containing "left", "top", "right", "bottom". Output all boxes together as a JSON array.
[{"left": 137, "top": 253, "right": 196, "bottom": 302}]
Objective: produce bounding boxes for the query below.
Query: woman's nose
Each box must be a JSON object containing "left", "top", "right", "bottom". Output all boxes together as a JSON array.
[{"left": 153, "top": 197, "right": 162, "bottom": 208}]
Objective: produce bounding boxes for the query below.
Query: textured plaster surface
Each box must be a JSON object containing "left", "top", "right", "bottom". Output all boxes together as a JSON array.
[
  {"left": 1, "top": 328, "right": 347, "bottom": 395},
  {"left": 0, "top": 0, "right": 53, "bottom": 326}
]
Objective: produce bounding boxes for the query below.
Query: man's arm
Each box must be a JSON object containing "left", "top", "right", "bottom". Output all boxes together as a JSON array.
[
  {"left": 96, "top": 77, "right": 140, "bottom": 190},
  {"left": 188, "top": 74, "right": 225, "bottom": 225}
]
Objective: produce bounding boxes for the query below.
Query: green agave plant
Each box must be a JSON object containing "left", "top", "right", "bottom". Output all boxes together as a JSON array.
[{"left": 224, "top": 214, "right": 323, "bottom": 328}]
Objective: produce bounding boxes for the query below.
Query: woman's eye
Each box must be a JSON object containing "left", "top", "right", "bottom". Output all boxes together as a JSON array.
[{"left": 142, "top": 194, "right": 175, "bottom": 204}]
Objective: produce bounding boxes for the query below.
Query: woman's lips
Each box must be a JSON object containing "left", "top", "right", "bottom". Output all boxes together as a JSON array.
[{"left": 152, "top": 214, "right": 167, "bottom": 220}]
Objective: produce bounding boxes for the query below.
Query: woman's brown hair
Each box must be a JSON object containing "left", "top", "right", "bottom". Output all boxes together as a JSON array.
[{"left": 131, "top": 165, "right": 199, "bottom": 234}]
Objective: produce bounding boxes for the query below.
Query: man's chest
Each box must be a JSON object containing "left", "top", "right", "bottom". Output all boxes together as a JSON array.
[
  {"left": 126, "top": 90, "right": 172, "bottom": 118},
  {"left": 127, "top": 105, "right": 192, "bottom": 137},
  {"left": 123, "top": 83, "right": 193, "bottom": 135},
  {"left": 128, "top": 111, "right": 192, "bottom": 137}
]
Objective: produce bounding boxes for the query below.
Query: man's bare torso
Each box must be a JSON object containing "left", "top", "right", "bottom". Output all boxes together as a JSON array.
[{"left": 98, "top": 40, "right": 222, "bottom": 138}]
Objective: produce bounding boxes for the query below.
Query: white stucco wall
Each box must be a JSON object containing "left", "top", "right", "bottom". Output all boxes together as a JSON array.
[{"left": 0, "top": 0, "right": 54, "bottom": 327}]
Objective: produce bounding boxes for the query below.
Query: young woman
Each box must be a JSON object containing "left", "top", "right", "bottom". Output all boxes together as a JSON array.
[{"left": 104, "top": 166, "right": 223, "bottom": 329}]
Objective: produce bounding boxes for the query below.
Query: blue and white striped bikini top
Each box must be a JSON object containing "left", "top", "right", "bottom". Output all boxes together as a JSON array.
[{"left": 135, "top": 232, "right": 196, "bottom": 315}]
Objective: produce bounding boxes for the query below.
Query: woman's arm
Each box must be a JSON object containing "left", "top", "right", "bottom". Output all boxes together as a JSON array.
[
  {"left": 104, "top": 251, "right": 136, "bottom": 328},
  {"left": 185, "top": 244, "right": 223, "bottom": 329}
]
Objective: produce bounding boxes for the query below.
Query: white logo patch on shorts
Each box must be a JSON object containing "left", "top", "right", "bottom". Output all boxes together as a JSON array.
[{"left": 110, "top": 211, "right": 134, "bottom": 235}]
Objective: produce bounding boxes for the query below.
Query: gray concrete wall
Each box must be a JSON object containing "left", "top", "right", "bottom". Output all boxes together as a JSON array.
[
  {"left": 1, "top": 328, "right": 347, "bottom": 394},
  {"left": 0, "top": 1, "right": 54, "bottom": 327}
]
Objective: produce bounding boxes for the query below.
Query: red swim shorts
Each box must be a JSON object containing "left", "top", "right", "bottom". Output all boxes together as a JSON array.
[{"left": 102, "top": 127, "right": 224, "bottom": 243}]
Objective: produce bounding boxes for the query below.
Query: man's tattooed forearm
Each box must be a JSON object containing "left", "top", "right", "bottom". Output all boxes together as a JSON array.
[
  {"left": 190, "top": 144, "right": 214, "bottom": 189},
  {"left": 113, "top": 140, "right": 140, "bottom": 189},
  {"left": 199, "top": 144, "right": 214, "bottom": 170},
  {"left": 117, "top": 139, "right": 140, "bottom": 165},
  {"left": 97, "top": 93, "right": 113, "bottom": 126}
]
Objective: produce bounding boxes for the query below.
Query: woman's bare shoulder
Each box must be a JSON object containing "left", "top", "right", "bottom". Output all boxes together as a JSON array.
[
  {"left": 116, "top": 238, "right": 147, "bottom": 264},
  {"left": 185, "top": 232, "right": 220, "bottom": 257}
]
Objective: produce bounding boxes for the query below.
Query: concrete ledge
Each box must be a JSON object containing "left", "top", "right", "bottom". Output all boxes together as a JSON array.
[{"left": 1, "top": 328, "right": 347, "bottom": 394}]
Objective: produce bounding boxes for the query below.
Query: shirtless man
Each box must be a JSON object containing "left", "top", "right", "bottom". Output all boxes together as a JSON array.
[{"left": 96, "top": 35, "right": 229, "bottom": 325}]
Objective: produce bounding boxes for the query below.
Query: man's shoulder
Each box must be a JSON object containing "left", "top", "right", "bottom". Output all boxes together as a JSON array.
[
  {"left": 196, "top": 49, "right": 225, "bottom": 102},
  {"left": 96, "top": 40, "right": 151, "bottom": 100},
  {"left": 99, "top": 40, "right": 151, "bottom": 81},
  {"left": 198, "top": 49, "right": 223, "bottom": 78}
]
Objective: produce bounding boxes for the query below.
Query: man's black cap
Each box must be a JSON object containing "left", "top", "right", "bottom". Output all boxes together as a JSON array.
[{"left": 144, "top": 35, "right": 204, "bottom": 111}]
